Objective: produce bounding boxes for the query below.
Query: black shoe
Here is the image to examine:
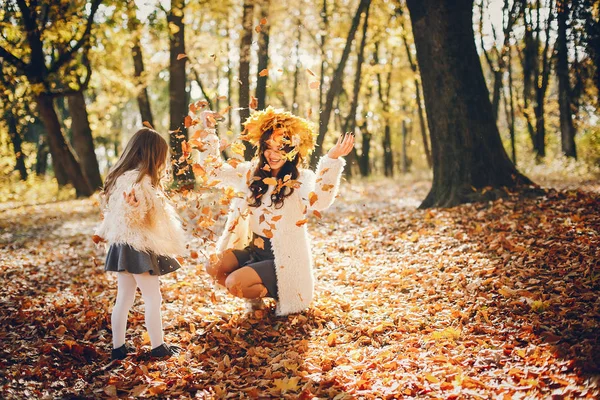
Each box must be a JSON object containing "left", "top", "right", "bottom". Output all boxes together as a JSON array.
[
  {"left": 150, "top": 343, "right": 180, "bottom": 358},
  {"left": 111, "top": 344, "right": 133, "bottom": 360}
]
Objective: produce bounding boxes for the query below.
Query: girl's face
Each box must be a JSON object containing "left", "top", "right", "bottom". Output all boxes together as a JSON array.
[{"left": 264, "top": 141, "right": 287, "bottom": 173}]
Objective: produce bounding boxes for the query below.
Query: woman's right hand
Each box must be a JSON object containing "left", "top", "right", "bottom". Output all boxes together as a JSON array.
[{"left": 123, "top": 189, "right": 140, "bottom": 207}]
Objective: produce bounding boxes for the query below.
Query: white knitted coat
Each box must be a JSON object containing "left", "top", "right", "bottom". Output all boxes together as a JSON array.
[
  {"left": 194, "top": 133, "right": 346, "bottom": 316},
  {"left": 95, "top": 170, "right": 186, "bottom": 256}
]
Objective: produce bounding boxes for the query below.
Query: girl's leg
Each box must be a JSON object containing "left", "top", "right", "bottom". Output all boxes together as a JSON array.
[
  {"left": 205, "top": 249, "right": 240, "bottom": 286},
  {"left": 133, "top": 272, "right": 164, "bottom": 349},
  {"left": 225, "top": 267, "right": 268, "bottom": 299},
  {"left": 112, "top": 272, "right": 138, "bottom": 348}
]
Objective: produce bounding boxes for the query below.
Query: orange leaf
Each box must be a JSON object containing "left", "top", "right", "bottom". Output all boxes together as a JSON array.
[
  {"left": 321, "top": 184, "right": 334, "bottom": 191},
  {"left": 309, "top": 81, "right": 320, "bottom": 90},
  {"left": 249, "top": 96, "right": 258, "bottom": 109},
  {"left": 306, "top": 68, "right": 316, "bottom": 77},
  {"left": 184, "top": 115, "right": 193, "bottom": 128},
  {"left": 260, "top": 17, "right": 268, "bottom": 25},
  {"left": 296, "top": 219, "right": 308, "bottom": 227},
  {"left": 309, "top": 192, "right": 318, "bottom": 206},
  {"left": 177, "top": 53, "right": 187, "bottom": 60},
  {"left": 263, "top": 177, "right": 278, "bottom": 185},
  {"left": 255, "top": 25, "right": 262, "bottom": 33},
  {"left": 259, "top": 68, "right": 269, "bottom": 77},
  {"left": 254, "top": 237, "right": 265, "bottom": 249},
  {"left": 272, "top": 215, "right": 283, "bottom": 222},
  {"left": 142, "top": 121, "right": 154, "bottom": 129},
  {"left": 192, "top": 163, "right": 206, "bottom": 177},
  {"left": 312, "top": 210, "right": 322, "bottom": 219},
  {"left": 190, "top": 250, "right": 198, "bottom": 259},
  {"left": 92, "top": 235, "right": 104, "bottom": 244},
  {"left": 327, "top": 332, "right": 337, "bottom": 347},
  {"left": 263, "top": 229, "right": 273, "bottom": 239}
]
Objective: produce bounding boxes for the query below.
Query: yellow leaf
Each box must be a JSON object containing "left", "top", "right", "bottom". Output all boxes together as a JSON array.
[
  {"left": 326, "top": 332, "right": 337, "bottom": 347},
  {"left": 230, "top": 141, "right": 246, "bottom": 156},
  {"left": 263, "top": 177, "right": 278, "bottom": 185},
  {"left": 321, "top": 184, "right": 334, "bottom": 191},
  {"left": 425, "top": 374, "right": 440, "bottom": 384},
  {"left": 273, "top": 377, "right": 300, "bottom": 394}
]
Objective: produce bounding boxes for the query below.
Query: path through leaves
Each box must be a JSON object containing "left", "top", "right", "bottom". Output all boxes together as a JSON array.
[{"left": 0, "top": 179, "right": 598, "bottom": 398}]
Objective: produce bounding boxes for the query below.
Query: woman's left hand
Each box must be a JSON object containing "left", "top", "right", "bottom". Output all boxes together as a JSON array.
[{"left": 327, "top": 133, "right": 355, "bottom": 159}]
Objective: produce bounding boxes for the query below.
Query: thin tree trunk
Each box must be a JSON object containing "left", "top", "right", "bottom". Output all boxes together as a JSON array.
[
  {"left": 6, "top": 112, "right": 28, "bottom": 180},
  {"left": 311, "top": 0, "right": 370, "bottom": 167},
  {"left": 557, "top": 0, "right": 577, "bottom": 158},
  {"left": 402, "top": 119, "right": 409, "bottom": 173},
  {"left": 36, "top": 93, "right": 92, "bottom": 196},
  {"left": 406, "top": 0, "right": 531, "bottom": 209},
  {"left": 318, "top": 0, "right": 328, "bottom": 114},
  {"left": 240, "top": 0, "right": 255, "bottom": 160},
  {"left": 129, "top": 5, "right": 154, "bottom": 127},
  {"left": 507, "top": 42, "right": 517, "bottom": 164},
  {"left": 168, "top": 0, "right": 193, "bottom": 184},
  {"left": 375, "top": 42, "right": 394, "bottom": 177},
  {"left": 358, "top": 121, "right": 371, "bottom": 177},
  {"left": 292, "top": 26, "right": 302, "bottom": 115},
  {"left": 36, "top": 134, "right": 49, "bottom": 176},
  {"left": 256, "top": 0, "right": 270, "bottom": 111},
  {"left": 67, "top": 91, "right": 103, "bottom": 190}
]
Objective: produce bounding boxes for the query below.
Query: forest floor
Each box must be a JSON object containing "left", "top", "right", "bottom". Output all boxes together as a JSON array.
[{"left": 0, "top": 175, "right": 599, "bottom": 399}]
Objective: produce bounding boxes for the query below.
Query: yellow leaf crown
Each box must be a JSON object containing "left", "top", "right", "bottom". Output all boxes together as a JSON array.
[{"left": 241, "top": 106, "right": 317, "bottom": 161}]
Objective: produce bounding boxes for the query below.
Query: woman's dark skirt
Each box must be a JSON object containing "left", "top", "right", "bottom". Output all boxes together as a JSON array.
[{"left": 231, "top": 234, "right": 278, "bottom": 299}]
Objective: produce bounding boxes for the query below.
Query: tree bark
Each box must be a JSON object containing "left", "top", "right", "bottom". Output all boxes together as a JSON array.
[
  {"left": 36, "top": 93, "right": 93, "bottom": 196},
  {"left": 292, "top": 26, "right": 302, "bottom": 115},
  {"left": 556, "top": 0, "right": 577, "bottom": 158},
  {"left": 358, "top": 122, "right": 371, "bottom": 177},
  {"left": 132, "top": 38, "right": 154, "bottom": 127},
  {"left": 6, "top": 111, "right": 28, "bottom": 180},
  {"left": 168, "top": 0, "right": 193, "bottom": 184},
  {"left": 256, "top": 0, "right": 271, "bottom": 111},
  {"left": 36, "top": 134, "right": 49, "bottom": 176},
  {"left": 406, "top": 0, "right": 532, "bottom": 209},
  {"left": 67, "top": 91, "right": 103, "bottom": 190},
  {"left": 240, "top": 0, "right": 255, "bottom": 160},
  {"left": 311, "top": 0, "right": 370, "bottom": 167}
]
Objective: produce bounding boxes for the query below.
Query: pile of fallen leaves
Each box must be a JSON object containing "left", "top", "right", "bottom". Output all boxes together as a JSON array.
[{"left": 0, "top": 178, "right": 598, "bottom": 398}]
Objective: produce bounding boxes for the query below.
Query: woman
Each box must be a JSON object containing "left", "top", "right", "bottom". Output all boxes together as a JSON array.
[{"left": 191, "top": 106, "right": 354, "bottom": 316}]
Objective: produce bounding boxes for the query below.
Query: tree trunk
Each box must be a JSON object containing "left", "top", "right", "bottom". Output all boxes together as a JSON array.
[
  {"left": 311, "top": 0, "right": 370, "bottom": 167},
  {"left": 256, "top": 0, "right": 270, "bottom": 111},
  {"left": 402, "top": 119, "right": 410, "bottom": 173},
  {"left": 507, "top": 47, "right": 517, "bottom": 164},
  {"left": 491, "top": 70, "right": 503, "bottom": 121},
  {"left": 240, "top": 0, "right": 255, "bottom": 160},
  {"left": 36, "top": 134, "right": 49, "bottom": 176},
  {"left": 36, "top": 93, "right": 93, "bottom": 196},
  {"left": 168, "top": 0, "right": 193, "bottom": 184},
  {"left": 557, "top": 0, "right": 577, "bottom": 158},
  {"left": 6, "top": 111, "right": 28, "bottom": 180},
  {"left": 358, "top": 123, "right": 371, "bottom": 177},
  {"left": 67, "top": 91, "right": 103, "bottom": 190},
  {"left": 128, "top": 4, "right": 154, "bottom": 127},
  {"left": 383, "top": 124, "right": 393, "bottom": 177},
  {"left": 406, "top": 0, "right": 532, "bottom": 209}
]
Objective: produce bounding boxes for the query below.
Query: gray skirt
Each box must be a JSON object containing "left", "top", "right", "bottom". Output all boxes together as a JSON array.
[
  {"left": 105, "top": 244, "right": 181, "bottom": 276},
  {"left": 231, "top": 234, "right": 278, "bottom": 299}
]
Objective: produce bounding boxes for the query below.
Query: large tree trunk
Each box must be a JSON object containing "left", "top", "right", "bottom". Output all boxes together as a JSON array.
[
  {"left": 67, "top": 91, "right": 103, "bottom": 190},
  {"left": 6, "top": 111, "right": 28, "bottom": 180},
  {"left": 255, "top": 0, "right": 271, "bottom": 111},
  {"left": 311, "top": 0, "right": 370, "bottom": 167},
  {"left": 36, "top": 93, "right": 93, "bottom": 196},
  {"left": 406, "top": 0, "right": 532, "bottom": 209},
  {"left": 240, "top": 0, "right": 255, "bottom": 160},
  {"left": 556, "top": 1, "right": 577, "bottom": 158},
  {"left": 168, "top": 0, "right": 193, "bottom": 184}
]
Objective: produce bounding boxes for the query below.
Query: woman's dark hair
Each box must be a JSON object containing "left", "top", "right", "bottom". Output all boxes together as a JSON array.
[{"left": 248, "top": 128, "right": 300, "bottom": 209}]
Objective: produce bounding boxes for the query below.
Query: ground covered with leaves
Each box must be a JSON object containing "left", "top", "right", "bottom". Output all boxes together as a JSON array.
[{"left": 0, "top": 178, "right": 599, "bottom": 398}]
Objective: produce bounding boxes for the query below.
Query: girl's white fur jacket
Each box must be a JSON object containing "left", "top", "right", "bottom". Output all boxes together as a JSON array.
[
  {"left": 95, "top": 170, "right": 186, "bottom": 256},
  {"left": 194, "top": 132, "right": 345, "bottom": 316}
]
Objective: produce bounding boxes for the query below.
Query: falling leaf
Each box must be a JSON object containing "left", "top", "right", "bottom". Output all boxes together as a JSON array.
[
  {"left": 249, "top": 96, "right": 258, "bottom": 109},
  {"left": 262, "top": 229, "right": 273, "bottom": 239},
  {"left": 255, "top": 25, "right": 262, "bottom": 33},
  {"left": 190, "top": 250, "right": 198, "bottom": 259},
  {"left": 309, "top": 192, "right": 318, "bottom": 206},
  {"left": 309, "top": 81, "right": 320, "bottom": 90},
  {"left": 177, "top": 53, "right": 187, "bottom": 60},
  {"left": 254, "top": 237, "right": 265, "bottom": 249},
  {"left": 313, "top": 210, "right": 322, "bottom": 219},
  {"left": 295, "top": 219, "right": 308, "bottom": 227},
  {"left": 260, "top": 17, "right": 268, "bottom": 25},
  {"left": 92, "top": 235, "right": 104, "bottom": 244},
  {"left": 142, "top": 121, "right": 154, "bottom": 129},
  {"left": 321, "top": 184, "right": 334, "bottom": 191},
  {"left": 259, "top": 69, "right": 269, "bottom": 77},
  {"left": 263, "top": 177, "right": 278, "bottom": 186},
  {"left": 306, "top": 68, "right": 316, "bottom": 77}
]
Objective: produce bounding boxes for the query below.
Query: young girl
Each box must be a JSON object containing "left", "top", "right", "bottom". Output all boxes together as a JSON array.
[
  {"left": 95, "top": 128, "right": 186, "bottom": 359},
  {"left": 191, "top": 106, "right": 354, "bottom": 316}
]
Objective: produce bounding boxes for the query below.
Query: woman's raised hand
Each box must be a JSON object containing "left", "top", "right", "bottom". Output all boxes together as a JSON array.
[
  {"left": 327, "top": 133, "right": 355, "bottom": 159},
  {"left": 123, "top": 189, "right": 140, "bottom": 207}
]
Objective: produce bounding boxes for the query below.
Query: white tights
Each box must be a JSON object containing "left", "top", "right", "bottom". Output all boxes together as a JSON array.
[{"left": 111, "top": 272, "right": 164, "bottom": 349}]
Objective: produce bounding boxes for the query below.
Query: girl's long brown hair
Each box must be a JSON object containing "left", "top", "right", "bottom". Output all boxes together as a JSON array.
[
  {"left": 102, "top": 128, "right": 169, "bottom": 200},
  {"left": 248, "top": 128, "right": 300, "bottom": 209}
]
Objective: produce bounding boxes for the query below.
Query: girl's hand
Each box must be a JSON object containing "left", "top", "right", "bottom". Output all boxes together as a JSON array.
[
  {"left": 327, "top": 133, "right": 355, "bottom": 159},
  {"left": 123, "top": 189, "right": 140, "bottom": 207}
]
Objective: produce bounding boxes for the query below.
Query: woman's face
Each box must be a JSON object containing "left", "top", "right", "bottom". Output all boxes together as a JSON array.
[{"left": 264, "top": 140, "right": 287, "bottom": 173}]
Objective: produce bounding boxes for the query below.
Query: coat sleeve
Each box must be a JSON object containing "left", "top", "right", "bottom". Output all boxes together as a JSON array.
[
  {"left": 298, "top": 155, "right": 346, "bottom": 212},
  {"left": 190, "top": 123, "right": 253, "bottom": 193}
]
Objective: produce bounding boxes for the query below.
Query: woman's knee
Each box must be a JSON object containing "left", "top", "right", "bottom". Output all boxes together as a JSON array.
[
  {"left": 206, "top": 250, "right": 238, "bottom": 277},
  {"left": 225, "top": 272, "right": 244, "bottom": 297}
]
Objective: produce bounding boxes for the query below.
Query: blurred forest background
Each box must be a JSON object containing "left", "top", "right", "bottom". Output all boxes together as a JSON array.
[{"left": 1, "top": 0, "right": 598, "bottom": 205}]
